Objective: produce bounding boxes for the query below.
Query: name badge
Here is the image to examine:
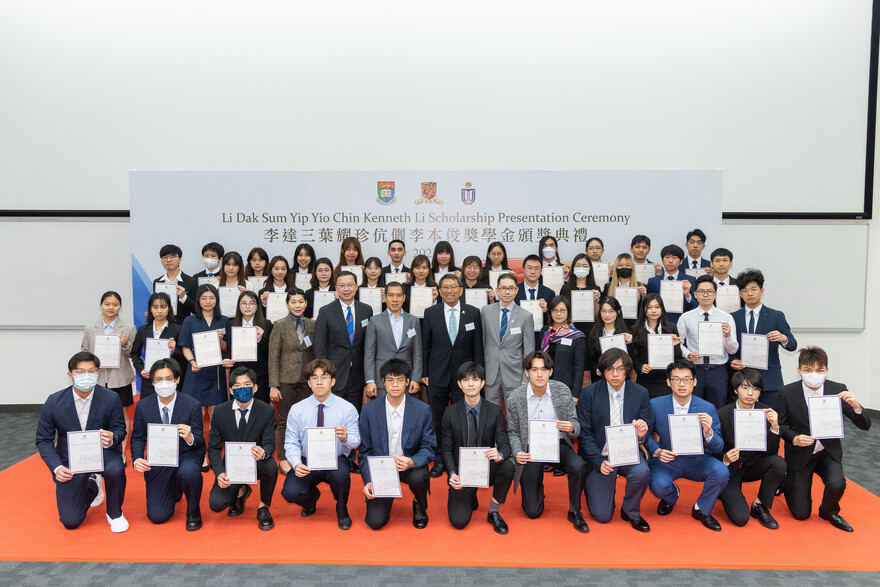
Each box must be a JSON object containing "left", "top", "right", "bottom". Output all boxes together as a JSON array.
[
  {"left": 560, "top": 338, "right": 573, "bottom": 346},
  {"left": 510, "top": 327, "right": 522, "bottom": 335},
  {"left": 303, "top": 335, "right": 312, "bottom": 348},
  {"left": 465, "top": 323, "right": 475, "bottom": 332},
  {"left": 407, "top": 328, "right": 417, "bottom": 339},
  {"left": 361, "top": 319, "right": 369, "bottom": 327}
]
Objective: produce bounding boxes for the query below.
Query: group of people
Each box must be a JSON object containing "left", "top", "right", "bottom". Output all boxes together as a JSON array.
[{"left": 35, "top": 229, "right": 871, "bottom": 536}]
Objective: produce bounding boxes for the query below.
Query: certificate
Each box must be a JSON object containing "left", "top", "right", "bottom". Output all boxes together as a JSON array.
[
  {"left": 192, "top": 330, "right": 222, "bottom": 367},
  {"left": 408, "top": 287, "right": 434, "bottom": 318},
  {"left": 593, "top": 263, "right": 610, "bottom": 288},
  {"left": 458, "top": 447, "right": 490, "bottom": 488},
  {"left": 808, "top": 395, "right": 845, "bottom": 439},
  {"left": 265, "top": 292, "right": 288, "bottom": 322},
  {"left": 528, "top": 419, "right": 560, "bottom": 463},
  {"left": 697, "top": 321, "right": 725, "bottom": 357},
  {"left": 599, "top": 334, "right": 627, "bottom": 354},
  {"left": 488, "top": 270, "right": 511, "bottom": 291},
  {"left": 659, "top": 280, "right": 684, "bottom": 313},
  {"left": 67, "top": 430, "right": 104, "bottom": 474},
  {"left": 734, "top": 409, "right": 767, "bottom": 451},
  {"left": 147, "top": 423, "right": 179, "bottom": 467},
  {"left": 245, "top": 276, "right": 268, "bottom": 293},
  {"left": 635, "top": 263, "right": 656, "bottom": 284},
  {"left": 231, "top": 327, "right": 258, "bottom": 362},
  {"left": 385, "top": 272, "right": 407, "bottom": 284},
  {"left": 225, "top": 442, "right": 257, "bottom": 484},
  {"left": 434, "top": 272, "right": 448, "bottom": 285},
  {"left": 668, "top": 413, "right": 704, "bottom": 455},
  {"left": 359, "top": 287, "right": 383, "bottom": 316},
  {"left": 616, "top": 287, "right": 638, "bottom": 320},
  {"left": 197, "top": 276, "right": 219, "bottom": 289},
  {"left": 295, "top": 273, "right": 312, "bottom": 290},
  {"left": 519, "top": 300, "right": 543, "bottom": 331},
  {"left": 464, "top": 288, "right": 489, "bottom": 310},
  {"left": 740, "top": 334, "right": 769, "bottom": 370},
  {"left": 570, "top": 290, "right": 595, "bottom": 322},
  {"left": 305, "top": 427, "right": 339, "bottom": 471},
  {"left": 647, "top": 334, "right": 674, "bottom": 369},
  {"left": 219, "top": 286, "right": 240, "bottom": 318},
  {"left": 605, "top": 424, "right": 639, "bottom": 467},
  {"left": 341, "top": 265, "right": 364, "bottom": 285},
  {"left": 367, "top": 456, "right": 403, "bottom": 498},
  {"left": 153, "top": 282, "right": 178, "bottom": 314},
  {"left": 684, "top": 268, "right": 704, "bottom": 279},
  {"left": 715, "top": 285, "right": 740, "bottom": 313},
  {"left": 93, "top": 334, "right": 121, "bottom": 368},
  {"left": 542, "top": 266, "right": 565, "bottom": 296},
  {"left": 312, "top": 291, "right": 336, "bottom": 317},
  {"left": 143, "top": 338, "right": 171, "bottom": 371}
]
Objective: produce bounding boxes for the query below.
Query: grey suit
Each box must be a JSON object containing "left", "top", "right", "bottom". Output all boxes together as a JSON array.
[
  {"left": 364, "top": 310, "right": 423, "bottom": 397},
  {"left": 480, "top": 303, "right": 535, "bottom": 406}
]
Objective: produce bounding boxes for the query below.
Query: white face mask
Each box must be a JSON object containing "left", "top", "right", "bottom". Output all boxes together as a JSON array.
[
  {"left": 204, "top": 257, "right": 220, "bottom": 270},
  {"left": 154, "top": 380, "right": 177, "bottom": 398},
  {"left": 800, "top": 371, "right": 827, "bottom": 389},
  {"left": 573, "top": 267, "right": 590, "bottom": 278},
  {"left": 542, "top": 247, "right": 556, "bottom": 259}
]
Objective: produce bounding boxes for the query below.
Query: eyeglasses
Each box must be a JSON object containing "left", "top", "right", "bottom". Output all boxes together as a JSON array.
[
  {"left": 440, "top": 285, "right": 460, "bottom": 292},
  {"left": 695, "top": 290, "right": 715, "bottom": 296},
  {"left": 669, "top": 377, "right": 694, "bottom": 384},
  {"left": 497, "top": 286, "right": 517, "bottom": 292},
  {"left": 240, "top": 301, "right": 257, "bottom": 308},
  {"left": 160, "top": 254, "right": 179, "bottom": 261},
  {"left": 72, "top": 369, "right": 100, "bottom": 375},
  {"left": 605, "top": 367, "right": 627, "bottom": 374},
  {"left": 309, "top": 374, "right": 332, "bottom": 382}
]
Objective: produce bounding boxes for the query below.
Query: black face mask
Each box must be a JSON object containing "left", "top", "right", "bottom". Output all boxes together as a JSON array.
[{"left": 616, "top": 268, "right": 633, "bottom": 279}]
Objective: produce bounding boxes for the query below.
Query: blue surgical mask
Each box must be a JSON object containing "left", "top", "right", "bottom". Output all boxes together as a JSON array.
[
  {"left": 73, "top": 372, "right": 99, "bottom": 392},
  {"left": 232, "top": 386, "right": 254, "bottom": 403}
]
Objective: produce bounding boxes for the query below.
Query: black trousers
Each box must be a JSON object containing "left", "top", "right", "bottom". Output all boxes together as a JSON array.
[
  {"left": 364, "top": 465, "right": 430, "bottom": 530},
  {"left": 784, "top": 450, "right": 846, "bottom": 519},
  {"left": 447, "top": 458, "right": 515, "bottom": 529},
  {"left": 718, "top": 454, "right": 786, "bottom": 526},
  {"left": 281, "top": 455, "right": 351, "bottom": 518},
  {"left": 427, "top": 383, "right": 463, "bottom": 436},
  {"left": 209, "top": 457, "right": 279, "bottom": 511},
  {"left": 519, "top": 442, "right": 586, "bottom": 518},
  {"left": 144, "top": 451, "right": 203, "bottom": 524}
]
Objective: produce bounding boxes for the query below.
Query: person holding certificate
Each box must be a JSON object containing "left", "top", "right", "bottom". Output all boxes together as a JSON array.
[
  {"left": 293, "top": 243, "right": 317, "bottom": 277},
  {"left": 629, "top": 234, "right": 662, "bottom": 278},
  {"left": 207, "top": 366, "right": 278, "bottom": 531},
  {"left": 81, "top": 291, "right": 137, "bottom": 462},
  {"left": 131, "top": 292, "right": 184, "bottom": 399},
  {"left": 440, "top": 362, "right": 514, "bottom": 534},
  {"left": 728, "top": 268, "right": 797, "bottom": 409},
  {"left": 630, "top": 294, "right": 683, "bottom": 398},
  {"left": 515, "top": 255, "right": 555, "bottom": 326},
  {"left": 602, "top": 253, "right": 647, "bottom": 329},
  {"left": 431, "top": 240, "right": 460, "bottom": 277},
  {"left": 403, "top": 254, "right": 439, "bottom": 315},
  {"left": 480, "top": 241, "right": 510, "bottom": 284},
  {"left": 260, "top": 256, "right": 294, "bottom": 309},
  {"left": 268, "top": 289, "right": 316, "bottom": 475},
  {"left": 585, "top": 237, "right": 605, "bottom": 264},
  {"left": 577, "top": 349, "right": 652, "bottom": 532},
  {"left": 130, "top": 358, "right": 205, "bottom": 531},
  {"left": 304, "top": 257, "right": 336, "bottom": 318},
  {"left": 538, "top": 296, "right": 585, "bottom": 401},
  {"left": 645, "top": 244, "right": 697, "bottom": 324},
  {"left": 505, "top": 351, "right": 589, "bottom": 533},
  {"left": 152, "top": 243, "right": 197, "bottom": 324},
  {"left": 561, "top": 253, "right": 602, "bottom": 377},
  {"left": 676, "top": 275, "right": 738, "bottom": 409},
  {"left": 281, "top": 359, "right": 361, "bottom": 530},
  {"left": 218, "top": 251, "right": 247, "bottom": 292},
  {"left": 714, "top": 369, "right": 785, "bottom": 529},
  {"left": 223, "top": 290, "right": 273, "bottom": 404},
  {"left": 364, "top": 281, "right": 423, "bottom": 401},
  {"left": 709, "top": 248, "right": 738, "bottom": 290},
  {"left": 586, "top": 297, "right": 633, "bottom": 383},
  {"left": 647, "top": 359, "right": 728, "bottom": 531},
  {"left": 359, "top": 359, "right": 437, "bottom": 530},
  {"left": 681, "top": 228, "right": 711, "bottom": 271},
  {"left": 243, "top": 247, "right": 270, "bottom": 282},
  {"left": 191, "top": 241, "right": 225, "bottom": 282},
  {"left": 36, "top": 352, "right": 128, "bottom": 532},
  {"left": 336, "top": 236, "right": 365, "bottom": 279},
  {"left": 383, "top": 239, "right": 410, "bottom": 275},
  {"left": 776, "top": 347, "right": 871, "bottom": 532},
  {"left": 362, "top": 256, "right": 387, "bottom": 290},
  {"left": 461, "top": 255, "right": 495, "bottom": 307}
]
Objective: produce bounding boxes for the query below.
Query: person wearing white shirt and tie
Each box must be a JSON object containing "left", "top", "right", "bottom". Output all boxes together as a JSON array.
[
  {"left": 681, "top": 229, "right": 711, "bottom": 271},
  {"left": 383, "top": 239, "right": 410, "bottom": 276}
]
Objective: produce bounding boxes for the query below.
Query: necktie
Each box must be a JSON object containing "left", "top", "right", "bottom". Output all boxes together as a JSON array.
[
  {"left": 702, "top": 312, "right": 710, "bottom": 366},
  {"left": 692, "top": 260, "right": 698, "bottom": 268},
  {"left": 394, "top": 267, "right": 400, "bottom": 273},
  {"left": 467, "top": 407, "right": 478, "bottom": 446},
  {"left": 238, "top": 408, "right": 248, "bottom": 436},
  {"left": 448, "top": 308, "right": 457, "bottom": 344},
  {"left": 529, "top": 288, "right": 536, "bottom": 300},
  {"left": 667, "top": 276, "right": 674, "bottom": 280},
  {"left": 609, "top": 391, "right": 621, "bottom": 426},
  {"left": 748, "top": 310, "right": 755, "bottom": 334},
  {"left": 345, "top": 306, "right": 354, "bottom": 344},
  {"left": 317, "top": 403, "right": 325, "bottom": 427},
  {"left": 162, "top": 406, "right": 170, "bottom": 425},
  {"left": 500, "top": 308, "right": 509, "bottom": 340}
]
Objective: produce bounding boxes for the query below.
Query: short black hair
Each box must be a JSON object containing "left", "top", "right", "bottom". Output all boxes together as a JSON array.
[
  {"left": 149, "top": 358, "right": 181, "bottom": 381},
  {"left": 710, "top": 247, "right": 733, "bottom": 262},
  {"left": 438, "top": 273, "right": 461, "bottom": 288},
  {"left": 522, "top": 254, "right": 542, "bottom": 267},
  {"left": 496, "top": 272, "right": 517, "bottom": 287},
  {"left": 735, "top": 268, "right": 765, "bottom": 289},
  {"left": 146, "top": 292, "right": 176, "bottom": 323},
  {"left": 597, "top": 348, "right": 633, "bottom": 376},
  {"left": 285, "top": 288, "right": 307, "bottom": 302},
  {"left": 686, "top": 229, "right": 707, "bottom": 244},
  {"left": 384, "top": 281, "right": 405, "bottom": 295},
  {"left": 586, "top": 237, "right": 604, "bottom": 249},
  {"left": 388, "top": 239, "right": 406, "bottom": 249},
  {"left": 201, "top": 242, "right": 225, "bottom": 257},
  {"left": 666, "top": 358, "right": 696, "bottom": 378},
  {"left": 380, "top": 358, "right": 412, "bottom": 381},
  {"left": 229, "top": 366, "right": 257, "bottom": 386},
  {"left": 523, "top": 350, "right": 554, "bottom": 371},
  {"left": 159, "top": 244, "right": 182, "bottom": 258},
  {"left": 630, "top": 235, "right": 651, "bottom": 248},
  {"left": 194, "top": 284, "right": 222, "bottom": 319},
  {"left": 694, "top": 274, "right": 717, "bottom": 291},
  {"left": 68, "top": 351, "right": 100, "bottom": 372},
  {"left": 100, "top": 291, "right": 122, "bottom": 305},
  {"left": 730, "top": 368, "right": 764, "bottom": 392},
  {"left": 660, "top": 244, "right": 685, "bottom": 260},
  {"left": 457, "top": 361, "right": 486, "bottom": 381},
  {"left": 336, "top": 270, "right": 358, "bottom": 285}
]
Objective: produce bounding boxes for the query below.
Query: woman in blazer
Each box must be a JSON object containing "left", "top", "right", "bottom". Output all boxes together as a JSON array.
[
  {"left": 561, "top": 253, "right": 602, "bottom": 386},
  {"left": 131, "top": 291, "right": 184, "bottom": 399},
  {"left": 587, "top": 296, "right": 633, "bottom": 381},
  {"left": 603, "top": 253, "right": 647, "bottom": 330},
  {"left": 259, "top": 255, "right": 294, "bottom": 309},
  {"left": 222, "top": 290, "right": 273, "bottom": 404},
  {"left": 431, "top": 240, "right": 460, "bottom": 276},
  {"left": 631, "top": 293, "right": 683, "bottom": 398},
  {"left": 538, "top": 296, "right": 586, "bottom": 401},
  {"left": 304, "top": 257, "right": 336, "bottom": 318}
]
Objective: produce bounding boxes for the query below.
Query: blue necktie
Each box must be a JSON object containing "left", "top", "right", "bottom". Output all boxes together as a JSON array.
[
  {"left": 748, "top": 310, "right": 755, "bottom": 334},
  {"left": 345, "top": 306, "right": 354, "bottom": 344},
  {"left": 529, "top": 288, "right": 536, "bottom": 300},
  {"left": 448, "top": 308, "right": 457, "bottom": 344},
  {"left": 500, "top": 308, "right": 509, "bottom": 340},
  {"left": 162, "top": 406, "right": 170, "bottom": 425}
]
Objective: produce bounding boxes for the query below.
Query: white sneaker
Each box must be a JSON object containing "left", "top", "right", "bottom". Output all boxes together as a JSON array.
[
  {"left": 90, "top": 474, "right": 104, "bottom": 508},
  {"left": 106, "top": 513, "right": 129, "bottom": 533}
]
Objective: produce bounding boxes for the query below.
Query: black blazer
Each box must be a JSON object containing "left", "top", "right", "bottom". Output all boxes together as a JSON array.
[
  {"left": 313, "top": 300, "right": 373, "bottom": 391},
  {"left": 777, "top": 379, "right": 871, "bottom": 470},
  {"left": 224, "top": 320, "right": 273, "bottom": 402},
  {"left": 440, "top": 398, "right": 511, "bottom": 475},
  {"left": 576, "top": 379, "right": 652, "bottom": 470},
  {"left": 538, "top": 325, "right": 585, "bottom": 395},
  {"left": 422, "top": 302, "right": 484, "bottom": 388},
  {"left": 207, "top": 398, "right": 276, "bottom": 475},
  {"left": 131, "top": 322, "right": 184, "bottom": 396},
  {"left": 130, "top": 391, "right": 205, "bottom": 462},
  {"left": 631, "top": 326, "right": 683, "bottom": 389},
  {"left": 152, "top": 272, "right": 198, "bottom": 324},
  {"left": 303, "top": 287, "right": 333, "bottom": 319},
  {"left": 383, "top": 263, "right": 411, "bottom": 275},
  {"left": 401, "top": 283, "right": 438, "bottom": 315},
  {"left": 716, "top": 400, "right": 780, "bottom": 469}
]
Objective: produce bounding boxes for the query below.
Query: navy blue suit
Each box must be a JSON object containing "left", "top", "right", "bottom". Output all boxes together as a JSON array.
[
  {"left": 730, "top": 305, "right": 796, "bottom": 406},
  {"left": 647, "top": 394, "right": 729, "bottom": 513},
  {"left": 130, "top": 392, "right": 205, "bottom": 524},
  {"left": 646, "top": 271, "right": 698, "bottom": 324},
  {"left": 577, "top": 380, "right": 652, "bottom": 523},
  {"left": 36, "top": 385, "right": 127, "bottom": 529}
]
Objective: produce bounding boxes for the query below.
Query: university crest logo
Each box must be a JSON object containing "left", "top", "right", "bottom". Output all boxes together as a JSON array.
[
  {"left": 461, "top": 181, "right": 476, "bottom": 205},
  {"left": 415, "top": 182, "right": 442, "bottom": 205},
  {"left": 377, "top": 181, "right": 396, "bottom": 205}
]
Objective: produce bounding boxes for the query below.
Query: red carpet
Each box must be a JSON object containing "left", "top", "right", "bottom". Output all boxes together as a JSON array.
[{"left": 2, "top": 453, "right": 879, "bottom": 570}]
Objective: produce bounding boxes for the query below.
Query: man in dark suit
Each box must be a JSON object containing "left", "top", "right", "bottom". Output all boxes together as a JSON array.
[
  {"left": 131, "top": 358, "right": 205, "bottom": 531},
  {"left": 364, "top": 281, "right": 422, "bottom": 400},
  {"left": 35, "top": 351, "right": 128, "bottom": 532},
  {"left": 645, "top": 244, "right": 698, "bottom": 324},
  {"left": 152, "top": 243, "right": 198, "bottom": 324},
  {"left": 441, "top": 362, "right": 514, "bottom": 534},
  {"left": 422, "top": 274, "right": 484, "bottom": 477},
  {"left": 207, "top": 366, "right": 278, "bottom": 531},
  {"left": 709, "top": 248, "right": 738, "bottom": 290},
  {"left": 729, "top": 268, "right": 797, "bottom": 409},
  {"left": 681, "top": 228, "right": 711, "bottom": 271},
  {"left": 515, "top": 255, "right": 555, "bottom": 315},
  {"left": 360, "top": 359, "right": 437, "bottom": 530},
  {"left": 382, "top": 239, "right": 410, "bottom": 276},
  {"left": 578, "top": 349, "right": 652, "bottom": 532},
  {"left": 777, "top": 347, "right": 871, "bottom": 532}
]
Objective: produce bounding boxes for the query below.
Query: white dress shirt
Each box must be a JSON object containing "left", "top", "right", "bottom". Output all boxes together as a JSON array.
[
  {"left": 802, "top": 382, "right": 825, "bottom": 454},
  {"left": 527, "top": 383, "right": 560, "bottom": 440},
  {"left": 677, "top": 306, "right": 739, "bottom": 364},
  {"left": 444, "top": 302, "right": 461, "bottom": 333},
  {"left": 386, "top": 397, "right": 406, "bottom": 457},
  {"left": 72, "top": 388, "right": 94, "bottom": 431},
  {"left": 744, "top": 304, "right": 763, "bottom": 334}
]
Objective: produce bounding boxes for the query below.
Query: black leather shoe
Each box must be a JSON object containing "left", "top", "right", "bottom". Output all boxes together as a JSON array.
[
  {"left": 542, "top": 464, "right": 554, "bottom": 473},
  {"left": 775, "top": 486, "right": 784, "bottom": 497},
  {"left": 657, "top": 483, "right": 679, "bottom": 516},
  {"left": 472, "top": 497, "right": 479, "bottom": 511},
  {"left": 819, "top": 510, "right": 853, "bottom": 532},
  {"left": 691, "top": 506, "right": 722, "bottom": 531},
  {"left": 567, "top": 510, "right": 590, "bottom": 533},
  {"left": 621, "top": 508, "right": 651, "bottom": 532},
  {"left": 750, "top": 503, "right": 779, "bottom": 529},
  {"left": 430, "top": 463, "right": 444, "bottom": 478},
  {"left": 201, "top": 465, "right": 210, "bottom": 473},
  {"left": 257, "top": 506, "right": 274, "bottom": 531},
  {"left": 487, "top": 511, "right": 509, "bottom": 534},
  {"left": 301, "top": 489, "right": 320, "bottom": 517},
  {"left": 412, "top": 500, "right": 428, "bottom": 529},
  {"left": 186, "top": 510, "right": 202, "bottom": 531},
  {"left": 338, "top": 515, "right": 353, "bottom": 530},
  {"left": 227, "top": 485, "right": 252, "bottom": 517},
  {"left": 349, "top": 461, "right": 360, "bottom": 474},
  {"left": 553, "top": 468, "right": 565, "bottom": 477}
]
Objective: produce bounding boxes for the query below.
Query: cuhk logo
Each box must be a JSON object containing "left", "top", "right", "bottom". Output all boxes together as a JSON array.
[{"left": 377, "top": 181, "right": 396, "bottom": 205}]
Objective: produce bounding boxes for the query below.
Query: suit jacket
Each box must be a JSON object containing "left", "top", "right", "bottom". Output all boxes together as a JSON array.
[
  {"left": 207, "top": 398, "right": 276, "bottom": 475},
  {"left": 577, "top": 379, "right": 652, "bottom": 470},
  {"left": 422, "top": 302, "right": 484, "bottom": 388},
  {"left": 646, "top": 394, "right": 723, "bottom": 457},
  {"left": 224, "top": 320, "right": 273, "bottom": 385},
  {"left": 515, "top": 282, "right": 555, "bottom": 307},
  {"left": 130, "top": 392, "right": 205, "bottom": 462},
  {"left": 481, "top": 303, "right": 534, "bottom": 388},
  {"left": 364, "top": 310, "right": 423, "bottom": 387},
  {"left": 383, "top": 263, "right": 411, "bottom": 275},
  {"left": 359, "top": 394, "right": 437, "bottom": 484},
  {"left": 81, "top": 317, "right": 137, "bottom": 388},
  {"left": 152, "top": 272, "right": 198, "bottom": 323},
  {"left": 645, "top": 271, "right": 698, "bottom": 323},
  {"left": 267, "top": 314, "right": 316, "bottom": 387},
  {"left": 130, "top": 321, "right": 185, "bottom": 395},
  {"left": 730, "top": 305, "right": 796, "bottom": 391},
  {"left": 681, "top": 257, "right": 711, "bottom": 269},
  {"left": 538, "top": 325, "right": 585, "bottom": 395},
  {"left": 776, "top": 379, "right": 871, "bottom": 470},
  {"left": 313, "top": 300, "right": 374, "bottom": 391},
  {"left": 36, "top": 385, "right": 126, "bottom": 473},
  {"left": 715, "top": 400, "right": 780, "bottom": 472},
  {"left": 440, "top": 398, "right": 511, "bottom": 474}
]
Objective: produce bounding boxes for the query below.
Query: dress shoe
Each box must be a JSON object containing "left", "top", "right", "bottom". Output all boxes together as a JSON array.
[
  {"left": 106, "top": 513, "right": 129, "bottom": 533},
  {"left": 656, "top": 483, "right": 679, "bottom": 516},
  {"left": 553, "top": 468, "right": 565, "bottom": 477},
  {"left": 430, "top": 463, "right": 445, "bottom": 478},
  {"left": 472, "top": 497, "right": 480, "bottom": 511},
  {"left": 487, "top": 511, "right": 509, "bottom": 535},
  {"left": 567, "top": 510, "right": 590, "bottom": 533},
  {"left": 201, "top": 464, "right": 210, "bottom": 473},
  {"left": 338, "top": 515, "right": 353, "bottom": 530},
  {"left": 691, "top": 506, "right": 722, "bottom": 531},
  {"left": 775, "top": 486, "right": 784, "bottom": 497},
  {"left": 90, "top": 474, "right": 104, "bottom": 508},
  {"left": 349, "top": 461, "right": 360, "bottom": 474},
  {"left": 186, "top": 510, "right": 202, "bottom": 531},
  {"left": 227, "top": 484, "right": 252, "bottom": 517},
  {"left": 257, "top": 506, "right": 274, "bottom": 531},
  {"left": 412, "top": 500, "right": 429, "bottom": 529},
  {"left": 750, "top": 502, "right": 779, "bottom": 529},
  {"left": 542, "top": 464, "right": 554, "bottom": 473},
  {"left": 621, "top": 508, "right": 651, "bottom": 532},
  {"left": 302, "top": 489, "right": 319, "bottom": 517},
  {"left": 819, "top": 510, "right": 853, "bottom": 532}
]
